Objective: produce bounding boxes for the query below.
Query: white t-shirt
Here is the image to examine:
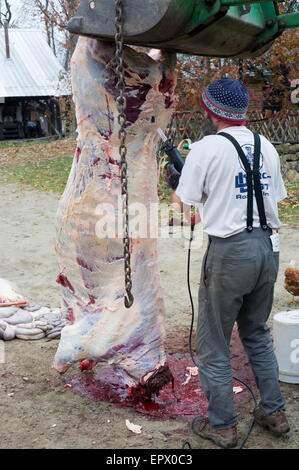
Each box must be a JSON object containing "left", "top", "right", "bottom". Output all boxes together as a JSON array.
[{"left": 176, "top": 126, "right": 287, "bottom": 238}]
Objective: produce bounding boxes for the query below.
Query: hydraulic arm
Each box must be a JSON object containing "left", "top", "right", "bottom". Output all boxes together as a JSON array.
[{"left": 67, "top": 0, "right": 299, "bottom": 58}]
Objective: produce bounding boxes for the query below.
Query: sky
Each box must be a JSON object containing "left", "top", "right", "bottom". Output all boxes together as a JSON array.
[
  {"left": 1, "top": 0, "right": 41, "bottom": 29},
  {"left": 2, "top": 0, "right": 69, "bottom": 67}
]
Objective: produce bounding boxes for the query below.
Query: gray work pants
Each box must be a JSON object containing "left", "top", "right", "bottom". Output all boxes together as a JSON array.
[{"left": 196, "top": 227, "right": 286, "bottom": 430}]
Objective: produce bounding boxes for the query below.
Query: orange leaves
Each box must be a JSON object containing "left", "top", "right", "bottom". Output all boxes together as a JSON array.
[
  {"left": 175, "top": 24, "right": 298, "bottom": 112},
  {"left": 175, "top": 56, "right": 241, "bottom": 110},
  {"left": 0, "top": 139, "right": 76, "bottom": 167}
]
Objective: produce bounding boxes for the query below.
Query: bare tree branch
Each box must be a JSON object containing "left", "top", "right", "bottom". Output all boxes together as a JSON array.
[
  {"left": 31, "top": 0, "right": 79, "bottom": 69},
  {"left": 0, "top": 0, "right": 12, "bottom": 26}
]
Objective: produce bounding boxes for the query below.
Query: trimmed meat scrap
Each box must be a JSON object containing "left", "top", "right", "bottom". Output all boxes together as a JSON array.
[{"left": 53, "top": 37, "right": 177, "bottom": 398}]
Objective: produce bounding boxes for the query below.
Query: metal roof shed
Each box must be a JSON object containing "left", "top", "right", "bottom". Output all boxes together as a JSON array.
[{"left": 0, "top": 27, "right": 71, "bottom": 140}]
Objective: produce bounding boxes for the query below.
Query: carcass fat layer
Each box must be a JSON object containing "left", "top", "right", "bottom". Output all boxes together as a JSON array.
[{"left": 53, "top": 38, "right": 177, "bottom": 395}]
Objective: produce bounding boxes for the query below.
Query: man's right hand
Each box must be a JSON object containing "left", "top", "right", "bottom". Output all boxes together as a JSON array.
[{"left": 164, "top": 162, "right": 181, "bottom": 190}]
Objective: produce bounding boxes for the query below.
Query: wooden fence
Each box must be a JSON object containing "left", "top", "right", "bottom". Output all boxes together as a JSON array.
[
  {"left": 246, "top": 111, "right": 299, "bottom": 144},
  {"left": 161, "top": 110, "right": 299, "bottom": 149}
]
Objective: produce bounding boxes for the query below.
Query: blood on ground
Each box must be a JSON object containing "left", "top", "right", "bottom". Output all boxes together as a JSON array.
[{"left": 68, "top": 332, "right": 256, "bottom": 421}]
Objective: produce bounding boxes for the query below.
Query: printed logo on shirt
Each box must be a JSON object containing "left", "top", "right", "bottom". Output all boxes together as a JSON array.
[
  {"left": 238, "top": 144, "right": 264, "bottom": 171},
  {"left": 235, "top": 144, "right": 271, "bottom": 199}
]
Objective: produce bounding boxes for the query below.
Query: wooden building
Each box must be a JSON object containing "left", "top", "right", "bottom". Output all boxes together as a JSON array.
[{"left": 0, "top": 26, "right": 71, "bottom": 140}]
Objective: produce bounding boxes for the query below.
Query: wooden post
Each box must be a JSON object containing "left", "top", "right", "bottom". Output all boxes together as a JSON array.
[{"left": 4, "top": 21, "right": 10, "bottom": 59}]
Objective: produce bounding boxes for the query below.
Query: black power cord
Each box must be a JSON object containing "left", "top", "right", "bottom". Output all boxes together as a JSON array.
[{"left": 182, "top": 226, "right": 257, "bottom": 450}]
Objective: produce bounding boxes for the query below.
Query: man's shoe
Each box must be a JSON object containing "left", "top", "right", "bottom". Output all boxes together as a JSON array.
[
  {"left": 192, "top": 416, "right": 238, "bottom": 449},
  {"left": 253, "top": 408, "right": 290, "bottom": 436}
]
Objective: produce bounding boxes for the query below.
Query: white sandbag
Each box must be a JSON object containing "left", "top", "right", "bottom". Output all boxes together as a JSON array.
[
  {"left": 32, "top": 307, "right": 51, "bottom": 317},
  {"left": 0, "top": 304, "right": 65, "bottom": 341},
  {"left": 0, "top": 321, "right": 16, "bottom": 340},
  {"left": 46, "top": 331, "right": 61, "bottom": 339},
  {"left": 25, "top": 305, "right": 41, "bottom": 312},
  {"left": 0, "top": 306, "right": 19, "bottom": 318},
  {"left": 15, "top": 327, "right": 44, "bottom": 336},
  {"left": 5, "top": 310, "right": 33, "bottom": 325},
  {"left": 16, "top": 332, "right": 45, "bottom": 340}
]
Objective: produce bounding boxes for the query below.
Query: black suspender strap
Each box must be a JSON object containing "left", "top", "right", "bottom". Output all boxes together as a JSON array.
[
  {"left": 218, "top": 132, "right": 268, "bottom": 232},
  {"left": 252, "top": 133, "right": 268, "bottom": 230}
]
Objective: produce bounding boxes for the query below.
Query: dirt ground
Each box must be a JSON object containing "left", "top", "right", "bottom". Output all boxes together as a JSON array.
[{"left": 0, "top": 181, "right": 298, "bottom": 450}]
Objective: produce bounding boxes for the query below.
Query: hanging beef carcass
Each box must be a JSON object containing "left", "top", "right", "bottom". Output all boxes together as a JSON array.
[{"left": 52, "top": 37, "right": 177, "bottom": 399}]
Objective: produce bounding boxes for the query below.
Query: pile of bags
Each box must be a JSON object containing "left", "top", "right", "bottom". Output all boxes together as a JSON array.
[{"left": 0, "top": 279, "right": 65, "bottom": 341}]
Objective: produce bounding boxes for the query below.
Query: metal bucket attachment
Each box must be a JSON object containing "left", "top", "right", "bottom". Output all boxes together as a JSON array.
[
  {"left": 67, "top": 0, "right": 195, "bottom": 43},
  {"left": 66, "top": 0, "right": 290, "bottom": 58}
]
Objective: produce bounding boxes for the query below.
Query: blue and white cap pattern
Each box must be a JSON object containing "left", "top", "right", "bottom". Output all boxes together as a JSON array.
[{"left": 201, "top": 78, "right": 249, "bottom": 124}]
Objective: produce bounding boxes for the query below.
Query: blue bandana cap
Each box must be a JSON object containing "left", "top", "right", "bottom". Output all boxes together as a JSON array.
[{"left": 201, "top": 78, "right": 249, "bottom": 124}]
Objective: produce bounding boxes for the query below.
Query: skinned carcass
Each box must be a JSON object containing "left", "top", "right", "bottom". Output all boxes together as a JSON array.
[{"left": 53, "top": 37, "right": 177, "bottom": 399}]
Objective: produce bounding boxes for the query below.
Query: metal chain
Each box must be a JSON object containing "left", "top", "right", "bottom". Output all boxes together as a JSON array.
[{"left": 115, "top": 0, "right": 134, "bottom": 309}]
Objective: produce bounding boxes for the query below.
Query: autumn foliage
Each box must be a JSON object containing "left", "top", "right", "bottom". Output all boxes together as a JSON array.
[
  {"left": 176, "top": 1, "right": 298, "bottom": 111},
  {"left": 31, "top": 0, "right": 80, "bottom": 68},
  {"left": 29, "top": 1, "right": 298, "bottom": 113}
]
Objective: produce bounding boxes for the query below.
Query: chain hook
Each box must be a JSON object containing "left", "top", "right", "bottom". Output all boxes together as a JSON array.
[
  {"left": 115, "top": 0, "right": 134, "bottom": 309},
  {"left": 124, "top": 291, "right": 134, "bottom": 309}
]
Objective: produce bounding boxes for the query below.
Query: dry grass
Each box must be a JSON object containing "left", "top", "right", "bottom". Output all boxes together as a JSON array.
[
  {"left": 0, "top": 139, "right": 298, "bottom": 223},
  {"left": 0, "top": 139, "right": 76, "bottom": 193}
]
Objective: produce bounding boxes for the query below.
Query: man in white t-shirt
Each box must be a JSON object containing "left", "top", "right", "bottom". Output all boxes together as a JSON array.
[{"left": 175, "top": 78, "right": 289, "bottom": 448}]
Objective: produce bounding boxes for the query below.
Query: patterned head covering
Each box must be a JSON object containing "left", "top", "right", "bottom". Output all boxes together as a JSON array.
[{"left": 200, "top": 78, "right": 249, "bottom": 125}]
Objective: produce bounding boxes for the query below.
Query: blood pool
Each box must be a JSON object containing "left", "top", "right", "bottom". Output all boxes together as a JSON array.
[{"left": 68, "top": 330, "right": 256, "bottom": 420}]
